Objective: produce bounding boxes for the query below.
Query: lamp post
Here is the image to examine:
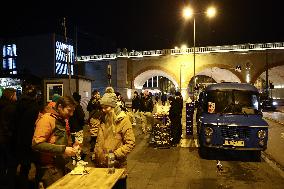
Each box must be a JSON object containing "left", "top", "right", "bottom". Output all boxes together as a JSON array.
[
  {"left": 179, "top": 44, "right": 187, "bottom": 92},
  {"left": 183, "top": 6, "right": 216, "bottom": 101}
]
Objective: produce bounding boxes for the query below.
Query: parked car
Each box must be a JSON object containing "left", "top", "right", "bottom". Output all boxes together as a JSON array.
[{"left": 260, "top": 97, "right": 277, "bottom": 111}]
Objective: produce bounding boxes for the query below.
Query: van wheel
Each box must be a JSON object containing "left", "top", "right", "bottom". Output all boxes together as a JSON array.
[
  {"left": 252, "top": 151, "right": 261, "bottom": 162},
  {"left": 199, "top": 146, "right": 208, "bottom": 158}
]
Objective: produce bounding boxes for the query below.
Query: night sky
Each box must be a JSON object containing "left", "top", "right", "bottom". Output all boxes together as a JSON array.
[{"left": 1, "top": 0, "right": 283, "bottom": 55}]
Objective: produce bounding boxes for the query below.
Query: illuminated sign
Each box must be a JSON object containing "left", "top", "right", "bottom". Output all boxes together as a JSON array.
[
  {"left": 0, "top": 78, "right": 22, "bottom": 96},
  {"left": 2, "top": 44, "right": 17, "bottom": 74},
  {"left": 55, "top": 41, "right": 74, "bottom": 75}
]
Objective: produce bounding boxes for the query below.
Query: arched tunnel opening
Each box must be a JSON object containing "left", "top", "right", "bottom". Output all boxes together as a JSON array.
[{"left": 134, "top": 70, "right": 178, "bottom": 95}]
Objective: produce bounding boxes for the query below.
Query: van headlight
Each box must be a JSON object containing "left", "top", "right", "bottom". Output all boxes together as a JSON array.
[
  {"left": 257, "top": 130, "right": 267, "bottom": 139},
  {"left": 204, "top": 127, "right": 213, "bottom": 136},
  {"left": 273, "top": 101, "right": 277, "bottom": 106}
]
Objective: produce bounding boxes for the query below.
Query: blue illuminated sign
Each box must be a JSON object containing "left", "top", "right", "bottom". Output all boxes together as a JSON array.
[
  {"left": 55, "top": 41, "right": 74, "bottom": 75},
  {"left": 2, "top": 44, "right": 17, "bottom": 74}
]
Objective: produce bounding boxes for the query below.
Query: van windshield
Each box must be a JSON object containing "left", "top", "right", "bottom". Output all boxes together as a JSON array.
[{"left": 206, "top": 90, "right": 259, "bottom": 114}]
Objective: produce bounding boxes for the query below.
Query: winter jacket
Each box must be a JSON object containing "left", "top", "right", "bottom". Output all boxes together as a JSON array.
[
  {"left": 93, "top": 110, "right": 135, "bottom": 171},
  {"left": 0, "top": 98, "right": 17, "bottom": 144},
  {"left": 69, "top": 104, "right": 85, "bottom": 133},
  {"left": 32, "top": 108, "right": 72, "bottom": 167},
  {"left": 87, "top": 97, "right": 100, "bottom": 113},
  {"left": 15, "top": 95, "right": 40, "bottom": 160},
  {"left": 140, "top": 96, "right": 153, "bottom": 112},
  {"left": 132, "top": 96, "right": 140, "bottom": 110}
]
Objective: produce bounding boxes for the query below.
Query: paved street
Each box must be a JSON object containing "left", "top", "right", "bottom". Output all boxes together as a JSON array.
[
  {"left": 127, "top": 124, "right": 284, "bottom": 189},
  {"left": 125, "top": 105, "right": 284, "bottom": 189}
]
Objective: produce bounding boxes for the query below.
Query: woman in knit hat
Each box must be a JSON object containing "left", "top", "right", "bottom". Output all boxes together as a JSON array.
[{"left": 93, "top": 87, "right": 135, "bottom": 189}]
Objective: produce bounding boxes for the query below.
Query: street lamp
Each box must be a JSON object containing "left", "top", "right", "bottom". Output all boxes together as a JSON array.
[{"left": 182, "top": 5, "right": 217, "bottom": 101}]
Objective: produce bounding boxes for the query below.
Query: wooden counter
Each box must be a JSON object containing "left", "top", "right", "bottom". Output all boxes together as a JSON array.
[{"left": 47, "top": 167, "right": 125, "bottom": 189}]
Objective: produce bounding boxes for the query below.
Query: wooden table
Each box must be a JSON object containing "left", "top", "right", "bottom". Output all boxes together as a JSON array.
[{"left": 47, "top": 167, "right": 125, "bottom": 189}]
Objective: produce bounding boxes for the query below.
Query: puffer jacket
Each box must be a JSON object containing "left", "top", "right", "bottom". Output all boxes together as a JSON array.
[
  {"left": 93, "top": 110, "right": 135, "bottom": 170},
  {"left": 32, "top": 108, "right": 72, "bottom": 167}
]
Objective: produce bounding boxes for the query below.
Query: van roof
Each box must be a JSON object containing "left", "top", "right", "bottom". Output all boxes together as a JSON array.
[{"left": 205, "top": 83, "right": 258, "bottom": 92}]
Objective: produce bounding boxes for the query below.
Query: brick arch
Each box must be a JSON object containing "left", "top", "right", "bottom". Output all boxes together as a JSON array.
[
  {"left": 194, "top": 63, "right": 245, "bottom": 83},
  {"left": 133, "top": 66, "right": 179, "bottom": 88},
  {"left": 252, "top": 60, "right": 284, "bottom": 83}
]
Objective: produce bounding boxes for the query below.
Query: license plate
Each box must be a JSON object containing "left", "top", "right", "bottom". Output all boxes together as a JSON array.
[{"left": 224, "top": 140, "right": 244, "bottom": 147}]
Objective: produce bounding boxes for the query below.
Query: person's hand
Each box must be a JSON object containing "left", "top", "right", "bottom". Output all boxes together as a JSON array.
[
  {"left": 90, "top": 127, "right": 98, "bottom": 136},
  {"left": 64, "top": 147, "right": 76, "bottom": 157},
  {"left": 73, "top": 141, "right": 82, "bottom": 149},
  {"left": 91, "top": 153, "right": 96, "bottom": 161}
]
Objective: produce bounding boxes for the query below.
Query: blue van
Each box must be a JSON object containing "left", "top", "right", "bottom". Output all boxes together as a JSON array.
[{"left": 196, "top": 83, "right": 268, "bottom": 157}]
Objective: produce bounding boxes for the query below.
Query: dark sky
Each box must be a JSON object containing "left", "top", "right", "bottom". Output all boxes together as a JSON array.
[{"left": 1, "top": 0, "right": 283, "bottom": 55}]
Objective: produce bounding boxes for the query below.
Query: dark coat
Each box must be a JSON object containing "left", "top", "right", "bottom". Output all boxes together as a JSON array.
[
  {"left": 161, "top": 94, "right": 167, "bottom": 102},
  {"left": 132, "top": 96, "right": 140, "bottom": 110},
  {"left": 0, "top": 98, "right": 17, "bottom": 144},
  {"left": 15, "top": 95, "right": 40, "bottom": 159},
  {"left": 140, "top": 96, "right": 153, "bottom": 112},
  {"left": 69, "top": 103, "right": 85, "bottom": 133},
  {"left": 87, "top": 97, "right": 100, "bottom": 113}
]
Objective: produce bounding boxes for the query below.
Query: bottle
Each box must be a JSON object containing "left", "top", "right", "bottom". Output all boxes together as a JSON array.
[{"left": 108, "top": 150, "right": 115, "bottom": 174}]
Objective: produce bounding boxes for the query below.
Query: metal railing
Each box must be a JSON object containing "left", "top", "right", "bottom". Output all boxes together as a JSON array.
[{"left": 77, "top": 42, "right": 284, "bottom": 62}]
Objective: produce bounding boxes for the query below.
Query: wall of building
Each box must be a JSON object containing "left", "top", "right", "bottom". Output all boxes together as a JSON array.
[
  {"left": 43, "top": 77, "right": 91, "bottom": 116},
  {"left": 17, "top": 34, "right": 55, "bottom": 78},
  {"left": 78, "top": 78, "right": 92, "bottom": 118},
  {"left": 84, "top": 61, "right": 108, "bottom": 93}
]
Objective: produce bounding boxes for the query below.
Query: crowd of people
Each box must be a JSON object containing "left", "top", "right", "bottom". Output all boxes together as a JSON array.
[
  {"left": 0, "top": 84, "right": 184, "bottom": 189},
  {"left": 131, "top": 90, "right": 184, "bottom": 147},
  {"left": 0, "top": 86, "right": 136, "bottom": 189}
]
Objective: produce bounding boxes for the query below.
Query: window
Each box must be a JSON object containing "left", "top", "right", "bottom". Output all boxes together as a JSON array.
[
  {"left": 46, "top": 83, "right": 63, "bottom": 102},
  {"left": 206, "top": 90, "right": 259, "bottom": 114}
]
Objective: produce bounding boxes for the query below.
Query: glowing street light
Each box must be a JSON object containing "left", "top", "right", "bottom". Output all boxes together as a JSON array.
[
  {"left": 182, "top": 5, "right": 217, "bottom": 101},
  {"left": 206, "top": 7, "right": 217, "bottom": 18}
]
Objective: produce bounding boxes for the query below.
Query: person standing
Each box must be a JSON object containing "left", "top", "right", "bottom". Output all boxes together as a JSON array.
[
  {"left": 132, "top": 91, "right": 140, "bottom": 113},
  {"left": 0, "top": 88, "right": 18, "bottom": 189},
  {"left": 131, "top": 91, "right": 140, "bottom": 126},
  {"left": 32, "top": 96, "right": 78, "bottom": 188},
  {"left": 15, "top": 84, "right": 41, "bottom": 189},
  {"left": 169, "top": 92, "right": 183, "bottom": 147},
  {"left": 93, "top": 87, "right": 135, "bottom": 189},
  {"left": 69, "top": 92, "right": 85, "bottom": 142},
  {"left": 87, "top": 89, "right": 100, "bottom": 115},
  {"left": 161, "top": 92, "right": 167, "bottom": 106},
  {"left": 86, "top": 90, "right": 101, "bottom": 160},
  {"left": 154, "top": 94, "right": 159, "bottom": 104},
  {"left": 115, "top": 92, "right": 127, "bottom": 112}
]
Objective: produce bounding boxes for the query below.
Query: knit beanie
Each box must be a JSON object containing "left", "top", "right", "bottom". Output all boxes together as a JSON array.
[
  {"left": 99, "top": 92, "right": 117, "bottom": 108},
  {"left": 52, "top": 94, "right": 61, "bottom": 102},
  {"left": 105, "top": 87, "right": 115, "bottom": 93}
]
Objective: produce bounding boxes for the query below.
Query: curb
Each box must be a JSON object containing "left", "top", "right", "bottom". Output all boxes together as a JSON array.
[
  {"left": 263, "top": 116, "right": 284, "bottom": 126},
  {"left": 262, "top": 115, "right": 284, "bottom": 178},
  {"left": 261, "top": 151, "right": 284, "bottom": 178}
]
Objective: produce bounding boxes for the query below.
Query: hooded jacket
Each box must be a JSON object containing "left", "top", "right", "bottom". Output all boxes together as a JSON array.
[
  {"left": 32, "top": 107, "right": 72, "bottom": 167},
  {"left": 93, "top": 107, "right": 135, "bottom": 171}
]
